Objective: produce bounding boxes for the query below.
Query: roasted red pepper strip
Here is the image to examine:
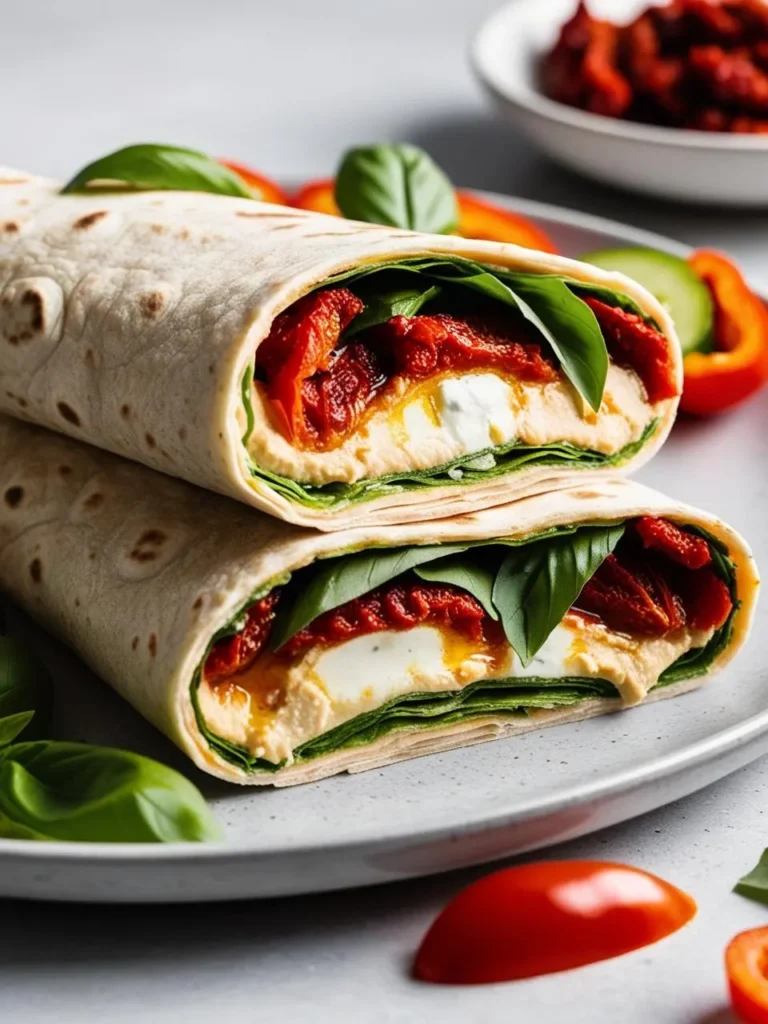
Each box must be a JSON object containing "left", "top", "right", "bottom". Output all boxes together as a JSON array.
[
  {"left": 681, "top": 250, "right": 768, "bottom": 415},
  {"left": 292, "top": 178, "right": 558, "bottom": 253},
  {"left": 583, "top": 297, "right": 680, "bottom": 403},
  {"left": 634, "top": 516, "right": 711, "bottom": 569},
  {"left": 204, "top": 593, "right": 280, "bottom": 682},
  {"left": 256, "top": 288, "right": 364, "bottom": 441},
  {"left": 726, "top": 927, "right": 768, "bottom": 1024},
  {"left": 284, "top": 581, "right": 505, "bottom": 656}
]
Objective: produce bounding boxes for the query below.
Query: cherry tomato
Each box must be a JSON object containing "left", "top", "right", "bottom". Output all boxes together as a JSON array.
[
  {"left": 413, "top": 860, "right": 696, "bottom": 985},
  {"left": 726, "top": 928, "right": 768, "bottom": 1023},
  {"left": 292, "top": 178, "right": 557, "bottom": 252},
  {"left": 218, "top": 160, "right": 290, "bottom": 205}
]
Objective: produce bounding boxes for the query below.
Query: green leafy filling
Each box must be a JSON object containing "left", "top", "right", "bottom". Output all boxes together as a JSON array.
[
  {"left": 241, "top": 255, "right": 662, "bottom": 510},
  {"left": 191, "top": 524, "right": 737, "bottom": 774}
]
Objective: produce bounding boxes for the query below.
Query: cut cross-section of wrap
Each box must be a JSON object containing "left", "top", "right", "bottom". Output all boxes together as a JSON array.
[
  {"left": 0, "top": 418, "right": 756, "bottom": 786},
  {"left": 0, "top": 170, "right": 682, "bottom": 530}
]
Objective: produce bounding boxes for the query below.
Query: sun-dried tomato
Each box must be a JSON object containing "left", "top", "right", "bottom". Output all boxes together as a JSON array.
[
  {"left": 576, "top": 554, "right": 686, "bottom": 636},
  {"left": 583, "top": 298, "right": 680, "bottom": 403},
  {"left": 543, "top": 1, "right": 633, "bottom": 117},
  {"left": 673, "top": 566, "right": 733, "bottom": 630},
  {"left": 204, "top": 592, "right": 281, "bottom": 682},
  {"left": 370, "top": 313, "right": 558, "bottom": 384},
  {"left": 300, "top": 342, "right": 387, "bottom": 445},
  {"left": 282, "top": 580, "right": 505, "bottom": 657},
  {"left": 256, "top": 288, "right": 364, "bottom": 441},
  {"left": 633, "top": 516, "right": 712, "bottom": 569},
  {"left": 543, "top": 0, "right": 768, "bottom": 132}
]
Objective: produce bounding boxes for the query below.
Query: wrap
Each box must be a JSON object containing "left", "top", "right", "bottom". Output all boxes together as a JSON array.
[
  {"left": 0, "top": 169, "right": 681, "bottom": 530},
  {"left": 0, "top": 417, "right": 757, "bottom": 786}
]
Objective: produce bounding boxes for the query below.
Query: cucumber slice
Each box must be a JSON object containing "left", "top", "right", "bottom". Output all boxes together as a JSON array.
[{"left": 582, "top": 247, "right": 714, "bottom": 355}]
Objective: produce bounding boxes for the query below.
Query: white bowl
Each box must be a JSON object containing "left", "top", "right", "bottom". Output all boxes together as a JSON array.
[{"left": 472, "top": 0, "right": 768, "bottom": 206}]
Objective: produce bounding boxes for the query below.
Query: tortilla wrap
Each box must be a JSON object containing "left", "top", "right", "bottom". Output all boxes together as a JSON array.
[
  {"left": 0, "top": 417, "right": 756, "bottom": 786},
  {"left": 0, "top": 169, "right": 681, "bottom": 530}
]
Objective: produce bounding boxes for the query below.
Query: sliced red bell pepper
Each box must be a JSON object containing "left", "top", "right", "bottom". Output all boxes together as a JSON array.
[
  {"left": 682, "top": 250, "right": 768, "bottom": 415},
  {"left": 292, "top": 178, "right": 558, "bottom": 253},
  {"left": 218, "top": 160, "right": 290, "bottom": 206},
  {"left": 726, "top": 927, "right": 768, "bottom": 1024}
]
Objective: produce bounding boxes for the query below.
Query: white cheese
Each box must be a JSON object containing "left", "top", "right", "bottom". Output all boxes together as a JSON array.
[
  {"left": 514, "top": 624, "right": 575, "bottom": 679},
  {"left": 248, "top": 365, "right": 656, "bottom": 487}
]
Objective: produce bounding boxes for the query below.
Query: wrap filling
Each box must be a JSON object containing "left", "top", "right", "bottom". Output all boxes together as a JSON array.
[{"left": 195, "top": 515, "right": 735, "bottom": 772}]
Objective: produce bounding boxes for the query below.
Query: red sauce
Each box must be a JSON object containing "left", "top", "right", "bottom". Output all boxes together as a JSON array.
[
  {"left": 413, "top": 860, "right": 696, "bottom": 985},
  {"left": 255, "top": 285, "right": 675, "bottom": 451},
  {"left": 542, "top": 0, "right": 768, "bottom": 134}
]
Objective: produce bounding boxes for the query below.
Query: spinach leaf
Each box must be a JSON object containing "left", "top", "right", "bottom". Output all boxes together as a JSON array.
[
  {"left": 735, "top": 848, "right": 768, "bottom": 905},
  {"left": 0, "top": 742, "right": 222, "bottom": 843},
  {"left": 493, "top": 525, "right": 624, "bottom": 666},
  {"left": 499, "top": 274, "right": 608, "bottom": 412},
  {"left": 0, "top": 636, "right": 53, "bottom": 741},
  {"left": 414, "top": 555, "right": 498, "bottom": 620},
  {"left": 62, "top": 143, "right": 252, "bottom": 198},
  {"left": 324, "top": 257, "right": 610, "bottom": 409},
  {"left": 270, "top": 543, "right": 471, "bottom": 649},
  {"left": 345, "top": 284, "right": 441, "bottom": 337},
  {"left": 335, "top": 144, "right": 458, "bottom": 234},
  {"left": 0, "top": 712, "right": 35, "bottom": 749}
]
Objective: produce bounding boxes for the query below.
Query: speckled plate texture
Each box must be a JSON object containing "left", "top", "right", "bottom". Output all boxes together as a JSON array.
[{"left": 0, "top": 193, "right": 764, "bottom": 903}]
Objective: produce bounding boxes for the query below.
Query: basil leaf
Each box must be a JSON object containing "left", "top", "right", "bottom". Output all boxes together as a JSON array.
[
  {"left": 62, "top": 143, "right": 252, "bottom": 198},
  {"left": 0, "top": 712, "right": 35, "bottom": 749},
  {"left": 493, "top": 525, "right": 624, "bottom": 666},
  {"left": 0, "top": 741, "right": 221, "bottom": 843},
  {"left": 735, "top": 849, "right": 768, "bottom": 905},
  {"left": 270, "top": 543, "right": 470, "bottom": 649},
  {"left": 0, "top": 636, "right": 53, "bottom": 740},
  {"left": 335, "top": 144, "right": 458, "bottom": 234},
  {"left": 345, "top": 284, "right": 441, "bottom": 337},
  {"left": 414, "top": 555, "right": 498, "bottom": 620},
  {"left": 502, "top": 274, "right": 608, "bottom": 412}
]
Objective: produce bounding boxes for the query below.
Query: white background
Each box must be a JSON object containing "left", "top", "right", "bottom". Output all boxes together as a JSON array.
[{"left": 4, "top": 1, "right": 768, "bottom": 1021}]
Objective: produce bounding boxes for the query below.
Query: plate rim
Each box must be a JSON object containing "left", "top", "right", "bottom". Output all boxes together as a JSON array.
[{"left": 0, "top": 188, "right": 765, "bottom": 871}]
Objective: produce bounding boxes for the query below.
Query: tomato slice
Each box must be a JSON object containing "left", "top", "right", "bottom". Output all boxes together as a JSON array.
[
  {"left": 727, "top": 928, "right": 768, "bottom": 1023},
  {"left": 413, "top": 860, "right": 696, "bottom": 985},
  {"left": 291, "top": 178, "right": 557, "bottom": 252},
  {"left": 218, "top": 160, "right": 290, "bottom": 205}
]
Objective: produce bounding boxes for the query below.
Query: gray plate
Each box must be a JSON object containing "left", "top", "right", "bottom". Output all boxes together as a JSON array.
[{"left": 1, "top": 193, "right": 764, "bottom": 903}]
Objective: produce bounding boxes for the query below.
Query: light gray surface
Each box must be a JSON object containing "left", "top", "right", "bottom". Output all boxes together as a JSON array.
[{"left": 3, "top": 0, "right": 768, "bottom": 1021}]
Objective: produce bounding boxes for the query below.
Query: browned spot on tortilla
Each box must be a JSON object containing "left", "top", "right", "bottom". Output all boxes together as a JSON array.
[
  {"left": 4, "top": 486, "right": 23, "bottom": 508},
  {"left": 29, "top": 558, "right": 41, "bottom": 583},
  {"left": 131, "top": 636, "right": 139, "bottom": 651},
  {"left": 138, "top": 528, "right": 166, "bottom": 545},
  {"left": 178, "top": 426, "right": 187, "bottom": 440},
  {"left": 89, "top": 551, "right": 96, "bottom": 560},
  {"left": 178, "top": 227, "right": 190, "bottom": 240},
  {"left": 139, "top": 291, "right": 164, "bottom": 318},
  {"left": 302, "top": 231, "right": 355, "bottom": 239},
  {"left": 192, "top": 596, "right": 203, "bottom": 611},
  {"left": 236, "top": 210, "right": 302, "bottom": 220},
  {"left": 74, "top": 597, "right": 80, "bottom": 607},
  {"left": 208, "top": 364, "right": 215, "bottom": 375},
  {"left": 131, "top": 549, "right": 157, "bottom": 563},
  {"left": 59, "top": 465, "right": 72, "bottom": 476},
  {"left": 16, "top": 397, "right": 27, "bottom": 408},
  {"left": 270, "top": 223, "right": 300, "bottom": 231},
  {"left": 2, "top": 221, "right": 19, "bottom": 233},
  {"left": 0, "top": 177, "right": 29, "bottom": 185},
  {"left": 145, "top": 432, "right": 156, "bottom": 448},
  {"left": 572, "top": 491, "right": 603, "bottom": 500},
  {"left": 20, "top": 289, "right": 44, "bottom": 332},
  {"left": 83, "top": 492, "right": 104, "bottom": 510},
  {"left": 85, "top": 349, "right": 95, "bottom": 366},
  {"left": 151, "top": 224, "right": 165, "bottom": 234},
  {"left": 120, "top": 404, "right": 130, "bottom": 418},
  {"left": 17, "top": 198, "right": 29, "bottom": 207},
  {"left": 18, "top": 330, "right": 32, "bottom": 342},
  {"left": 57, "top": 402, "right": 81, "bottom": 426},
  {"left": 1, "top": 297, "right": 10, "bottom": 308},
  {"left": 73, "top": 210, "right": 108, "bottom": 230},
  {"left": 148, "top": 634, "right": 157, "bottom": 657}
]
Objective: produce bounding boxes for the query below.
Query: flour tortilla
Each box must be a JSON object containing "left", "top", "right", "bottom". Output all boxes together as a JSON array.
[
  {"left": 0, "top": 417, "right": 756, "bottom": 785},
  {"left": 0, "top": 169, "right": 681, "bottom": 531}
]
